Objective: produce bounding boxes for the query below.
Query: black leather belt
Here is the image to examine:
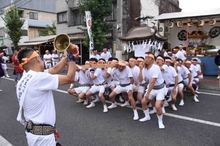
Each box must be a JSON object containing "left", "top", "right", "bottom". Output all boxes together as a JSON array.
[{"left": 25, "top": 120, "right": 55, "bottom": 135}]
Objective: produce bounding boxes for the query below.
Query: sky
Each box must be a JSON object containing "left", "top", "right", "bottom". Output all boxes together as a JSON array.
[{"left": 179, "top": 0, "right": 220, "bottom": 12}]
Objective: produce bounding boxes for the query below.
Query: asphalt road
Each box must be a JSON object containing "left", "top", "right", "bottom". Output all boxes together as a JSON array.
[{"left": 0, "top": 69, "right": 220, "bottom": 146}]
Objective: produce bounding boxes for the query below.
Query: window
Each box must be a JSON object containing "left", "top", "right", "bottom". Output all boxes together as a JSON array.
[
  {"left": 57, "top": 12, "right": 67, "bottom": 23},
  {"left": 29, "top": 12, "right": 38, "bottom": 20},
  {"left": 18, "top": 10, "right": 23, "bottom": 18},
  {"left": 22, "top": 30, "right": 28, "bottom": 36},
  {"left": 105, "top": 2, "right": 117, "bottom": 21},
  {"left": 71, "top": 9, "right": 84, "bottom": 25}
]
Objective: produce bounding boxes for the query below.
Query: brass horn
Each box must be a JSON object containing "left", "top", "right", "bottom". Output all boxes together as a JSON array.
[{"left": 54, "top": 34, "right": 70, "bottom": 52}]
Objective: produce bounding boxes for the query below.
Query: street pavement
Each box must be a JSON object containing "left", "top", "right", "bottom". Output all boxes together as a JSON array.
[{"left": 0, "top": 67, "right": 219, "bottom": 146}]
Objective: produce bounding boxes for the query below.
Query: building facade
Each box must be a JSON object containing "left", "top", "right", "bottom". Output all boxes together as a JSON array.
[
  {"left": 56, "top": 0, "right": 181, "bottom": 62},
  {"left": 0, "top": 0, "right": 56, "bottom": 50}
]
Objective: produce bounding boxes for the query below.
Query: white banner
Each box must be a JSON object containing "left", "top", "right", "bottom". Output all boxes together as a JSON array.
[{"left": 85, "top": 11, "right": 94, "bottom": 50}]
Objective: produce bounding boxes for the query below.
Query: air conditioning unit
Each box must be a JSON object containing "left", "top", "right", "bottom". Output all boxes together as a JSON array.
[
  {"left": 168, "top": 22, "right": 174, "bottom": 28},
  {"left": 209, "top": 19, "right": 216, "bottom": 26},
  {"left": 177, "top": 21, "right": 183, "bottom": 28},
  {"left": 198, "top": 20, "right": 205, "bottom": 26}
]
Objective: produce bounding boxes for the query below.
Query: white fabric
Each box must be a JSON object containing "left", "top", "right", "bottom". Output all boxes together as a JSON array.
[
  {"left": 16, "top": 70, "right": 38, "bottom": 124},
  {"left": 51, "top": 53, "right": 59, "bottom": 66},
  {"left": 78, "top": 70, "right": 91, "bottom": 85},
  {"left": 177, "top": 66, "right": 183, "bottom": 82},
  {"left": 114, "top": 84, "right": 132, "bottom": 94},
  {"left": 43, "top": 54, "right": 52, "bottom": 64},
  {"left": 175, "top": 50, "right": 186, "bottom": 61},
  {"left": 89, "top": 85, "right": 105, "bottom": 93},
  {"left": 25, "top": 131, "right": 56, "bottom": 146},
  {"left": 130, "top": 65, "right": 140, "bottom": 85},
  {"left": 100, "top": 51, "right": 112, "bottom": 62},
  {"left": 142, "top": 64, "right": 164, "bottom": 87},
  {"left": 164, "top": 66, "right": 177, "bottom": 85},
  {"left": 90, "top": 68, "right": 105, "bottom": 84},
  {"left": 16, "top": 70, "right": 58, "bottom": 146},
  {"left": 144, "top": 87, "right": 165, "bottom": 100},
  {"left": 180, "top": 65, "right": 190, "bottom": 79},
  {"left": 90, "top": 54, "right": 100, "bottom": 60},
  {"left": 113, "top": 66, "right": 133, "bottom": 84},
  {"left": 75, "top": 86, "right": 90, "bottom": 94}
]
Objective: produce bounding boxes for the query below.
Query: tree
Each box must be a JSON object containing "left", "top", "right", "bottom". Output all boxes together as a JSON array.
[
  {"left": 2, "top": 6, "right": 24, "bottom": 50},
  {"left": 78, "top": 0, "right": 113, "bottom": 50},
  {"left": 40, "top": 21, "right": 56, "bottom": 36}
]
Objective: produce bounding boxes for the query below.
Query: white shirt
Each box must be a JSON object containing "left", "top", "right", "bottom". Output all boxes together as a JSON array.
[
  {"left": 90, "top": 54, "right": 100, "bottom": 60},
  {"left": 51, "top": 53, "right": 59, "bottom": 62},
  {"left": 130, "top": 65, "right": 140, "bottom": 85},
  {"left": 142, "top": 64, "right": 164, "bottom": 86},
  {"left": 2, "top": 56, "right": 8, "bottom": 63},
  {"left": 113, "top": 66, "right": 133, "bottom": 84},
  {"left": 177, "top": 66, "right": 183, "bottom": 82},
  {"left": 100, "top": 51, "right": 112, "bottom": 62},
  {"left": 90, "top": 68, "right": 105, "bottom": 84},
  {"left": 180, "top": 65, "right": 190, "bottom": 79},
  {"left": 175, "top": 50, "right": 186, "bottom": 61},
  {"left": 190, "top": 64, "right": 199, "bottom": 78},
  {"left": 22, "top": 70, "right": 58, "bottom": 126},
  {"left": 108, "top": 67, "right": 119, "bottom": 81},
  {"left": 101, "top": 69, "right": 112, "bottom": 83},
  {"left": 43, "top": 54, "right": 52, "bottom": 64},
  {"left": 78, "top": 70, "right": 91, "bottom": 85},
  {"left": 164, "top": 65, "right": 177, "bottom": 85}
]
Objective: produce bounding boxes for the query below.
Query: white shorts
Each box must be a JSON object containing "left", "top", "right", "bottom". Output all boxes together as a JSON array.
[
  {"left": 168, "top": 86, "right": 178, "bottom": 94},
  {"left": 178, "top": 83, "right": 184, "bottom": 89},
  {"left": 138, "top": 85, "right": 145, "bottom": 94},
  {"left": 1, "top": 64, "right": 7, "bottom": 70},
  {"left": 144, "top": 86, "right": 165, "bottom": 101},
  {"left": 45, "top": 63, "right": 52, "bottom": 69},
  {"left": 89, "top": 85, "right": 105, "bottom": 94},
  {"left": 104, "top": 82, "right": 111, "bottom": 88},
  {"left": 75, "top": 86, "right": 90, "bottom": 94},
  {"left": 114, "top": 84, "right": 132, "bottom": 94},
  {"left": 110, "top": 81, "right": 120, "bottom": 88}
]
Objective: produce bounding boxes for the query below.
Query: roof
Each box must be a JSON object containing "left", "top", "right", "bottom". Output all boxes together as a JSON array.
[
  {"left": 118, "top": 26, "right": 167, "bottom": 41},
  {"left": 0, "top": 0, "right": 55, "bottom": 13},
  {"left": 155, "top": 8, "right": 220, "bottom": 21},
  {"left": 28, "top": 19, "right": 52, "bottom": 28}
]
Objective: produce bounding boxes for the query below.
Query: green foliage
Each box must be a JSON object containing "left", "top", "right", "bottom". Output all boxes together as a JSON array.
[
  {"left": 2, "top": 6, "right": 24, "bottom": 50},
  {"left": 78, "top": 0, "right": 113, "bottom": 50},
  {"left": 40, "top": 22, "right": 56, "bottom": 36}
]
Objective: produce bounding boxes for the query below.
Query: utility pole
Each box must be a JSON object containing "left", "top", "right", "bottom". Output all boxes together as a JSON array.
[{"left": 115, "top": 0, "right": 123, "bottom": 59}]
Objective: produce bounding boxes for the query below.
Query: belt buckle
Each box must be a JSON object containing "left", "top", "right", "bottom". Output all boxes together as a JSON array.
[{"left": 26, "top": 120, "right": 33, "bottom": 132}]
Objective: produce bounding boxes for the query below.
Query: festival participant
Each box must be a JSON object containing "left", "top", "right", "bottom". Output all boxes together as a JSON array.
[
  {"left": 163, "top": 57, "right": 178, "bottom": 111},
  {"left": 191, "top": 58, "right": 202, "bottom": 92},
  {"left": 85, "top": 58, "right": 108, "bottom": 113},
  {"left": 174, "top": 58, "right": 185, "bottom": 106},
  {"left": 107, "top": 60, "right": 139, "bottom": 121},
  {"left": 138, "top": 52, "right": 165, "bottom": 129},
  {"left": 16, "top": 44, "right": 77, "bottom": 146},
  {"left": 51, "top": 50, "right": 60, "bottom": 67},
  {"left": 184, "top": 59, "right": 199, "bottom": 102},
  {"left": 43, "top": 50, "right": 52, "bottom": 69},
  {"left": 100, "top": 47, "right": 112, "bottom": 62},
  {"left": 67, "top": 61, "right": 91, "bottom": 105},
  {"left": 0, "top": 52, "right": 10, "bottom": 77},
  {"left": 180, "top": 59, "right": 199, "bottom": 102},
  {"left": 90, "top": 48, "right": 100, "bottom": 60},
  {"left": 136, "top": 57, "right": 147, "bottom": 104},
  {"left": 174, "top": 46, "right": 186, "bottom": 61}
]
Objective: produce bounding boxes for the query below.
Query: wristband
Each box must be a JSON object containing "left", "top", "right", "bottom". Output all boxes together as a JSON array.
[
  {"left": 67, "top": 54, "right": 76, "bottom": 62},
  {"left": 90, "top": 69, "right": 95, "bottom": 73}
]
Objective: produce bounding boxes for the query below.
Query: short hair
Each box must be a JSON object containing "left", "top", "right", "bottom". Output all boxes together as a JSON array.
[
  {"left": 111, "top": 57, "right": 119, "bottom": 62},
  {"left": 192, "top": 59, "right": 197, "bottom": 62},
  {"left": 145, "top": 52, "right": 155, "bottom": 60},
  {"left": 99, "top": 58, "right": 106, "bottom": 62},
  {"left": 176, "top": 58, "right": 183, "bottom": 62},
  {"left": 164, "top": 56, "right": 171, "bottom": 60},
  {"left": 108, "top": 57, "right": 113, "bottom": 62},
  {"left": 17, "top": 48, "right": 35, "bottom": 64},
  {"left": 89, "top": 57, "right": 98, "bottom": 62},
  {"left": 137, "top": 56, "right": 144, "bottom": 60},
  {"left": 92, "top": 49, "right": 97, "bottom": 52}
]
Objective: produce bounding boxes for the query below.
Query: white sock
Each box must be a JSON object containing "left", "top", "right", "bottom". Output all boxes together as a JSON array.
[
  {"left": 157, "top": 114, "right": 165, "bottom": 129},
  {"left": 143, "top": 109, "right": 150, "bottom": 117}
]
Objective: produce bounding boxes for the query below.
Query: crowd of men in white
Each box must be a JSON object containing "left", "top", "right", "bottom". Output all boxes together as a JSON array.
[{"left": 67, "top": 45, "right": 203, "bottom": 129}]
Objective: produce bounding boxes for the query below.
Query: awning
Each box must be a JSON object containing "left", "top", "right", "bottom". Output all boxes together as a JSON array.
[
  {"left": 155, "top": 8, "right": 220, "bottom": 21},
  {"left": 18, "top": 41, "right": 47, "bottom": 46},
  {"left": 24, "top": 35, "right": 56, "bottom": 43}
]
